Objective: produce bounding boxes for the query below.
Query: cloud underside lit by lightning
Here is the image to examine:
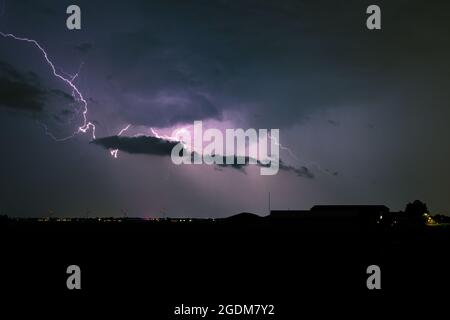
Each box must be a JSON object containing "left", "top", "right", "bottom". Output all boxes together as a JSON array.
[
  {"left": 0, "top": 31, "right": 334, "bottom": 176},
  {"left": 91, "top": 134, "right": 315, "bottom": 179}
]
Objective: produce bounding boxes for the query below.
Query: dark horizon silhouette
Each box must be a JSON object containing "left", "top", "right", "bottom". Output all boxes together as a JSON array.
[{"left": 2, "top": 200, "right": 449, "bottom": 230}]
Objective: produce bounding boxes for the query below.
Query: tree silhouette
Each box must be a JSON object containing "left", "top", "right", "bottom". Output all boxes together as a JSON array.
[{"left": 405, "top": 200, "right": 428, "bottom": 224}]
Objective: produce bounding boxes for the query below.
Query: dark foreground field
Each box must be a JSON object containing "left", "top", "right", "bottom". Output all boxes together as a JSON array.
[{"left": 1, "top": 216, "right": 449, "bottom": 317}]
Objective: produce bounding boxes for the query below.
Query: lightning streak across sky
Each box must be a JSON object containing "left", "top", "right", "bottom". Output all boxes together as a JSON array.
[
  {"left": 0, "top": 30, "right": 190, "bottom": 160},
  {"left": 0, "top": 31, "right": 96, "bottom": 141},
  {"left": 110, "top": 124, "right": 131, "bottom": 158},
  {"left": 0, "top": 31, "right": 335, "bottom": 175},
  {"left": 150, "top": 127, "right": 190, "bottom": 142},
  {"left": 150, "top": 127, "right": 192, "bottom": 151}
]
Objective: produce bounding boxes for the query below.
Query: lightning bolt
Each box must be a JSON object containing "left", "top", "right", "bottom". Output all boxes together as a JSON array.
[
  {"left": 150, "top": 126, "right": 191, "bottom": 150},
  {"left": 110, "top": 124, "right": 131, "bottom": 158},
  {"left": 149, "top": 127, "right": 189, "bottom": 141},
  {"left": 117, "top": 124, "right": 132, "bottom": 136},
  {"left": 268, "top": 133, "right": 299, "bottom": 161},
  {"left": 107, "top": 126, "right": 190, "bottom": 159},
  {"left": 0, "top": 31, "right": 337, "bottom": 175},
  {"left": 0, "top": 31, "right": 96, "bottom": 141}
]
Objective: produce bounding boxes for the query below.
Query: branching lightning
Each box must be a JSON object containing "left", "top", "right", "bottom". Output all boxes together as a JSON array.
[
  {"left": 150, "top": 126, "right": 191, "bottom": 151},
  {"left": 110, "top": 124, "right": 131, "bottom": 158},
  {"left": 0, "top": 31, "right": 96, "bottom": 141},
  {"left": 0, "top": 31, "right": 336, "bottom": 175},
  {"left": 150, "top": 127, "right": 190, "bottom": 142}
]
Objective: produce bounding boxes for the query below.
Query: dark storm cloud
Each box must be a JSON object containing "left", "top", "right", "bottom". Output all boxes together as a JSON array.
[
  {"left": 71, "top": 0, "right": 359, "bottom": 128},
  {"left": 120, "top": 91, "right": 222, "bottom": 128},
  {"left": 49, "top": 89, "right": 73, "bottom": 101},
  {"left": 108, "top": 0, "right": 314, "bottom": 127},
  {"left": 215, "top": 156, "right": 270, "bottom": 172},
  {"left": 98, "top": 24, "right": 223, "bottom": 128},
  {"left": 0, "top": 60, "right": 75, "bottom": 113},
  {"left": 0, "top": 60, "right": 45, "bottom": 111},
  {"left": 279, "top": 162, "right": 315, "bottom": 179},
  {"left": 61, "top": 109, "right": 75, "bottom": 116},
  {"left": 215, "top": 156, "right": 314, "bottom": 178},
  {"left": 327, "top": 120, "right": 340, "bottom": 127},
  {"left": 215, "top": 156, "right": 253, "bottom": 171},
  {"left": 99, "top": 1, "right": 321, "bottom": 127},
  {"left": 91, "top": 135, "right": 178, "bottom": 156},
  {"left": 74, "top": 43, "right": 93, "bottom": 54},
  {"left": 91, "top": 135, "right": 313, "bottom": 178},
  {"left": 13, "top": 0, "right": 57, "bottom": 17},
  {"left": 97, "top": 0, "right": 450, "bottom": 130}
]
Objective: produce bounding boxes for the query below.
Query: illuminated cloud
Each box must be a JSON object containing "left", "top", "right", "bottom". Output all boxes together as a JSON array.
[{"left": 91, "top": 135, "right": 313, "bottom": 178}]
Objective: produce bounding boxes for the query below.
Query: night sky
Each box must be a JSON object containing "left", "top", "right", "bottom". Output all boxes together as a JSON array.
[{"left": 1, "top": 0, "right": 450, "bottom": 217}]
